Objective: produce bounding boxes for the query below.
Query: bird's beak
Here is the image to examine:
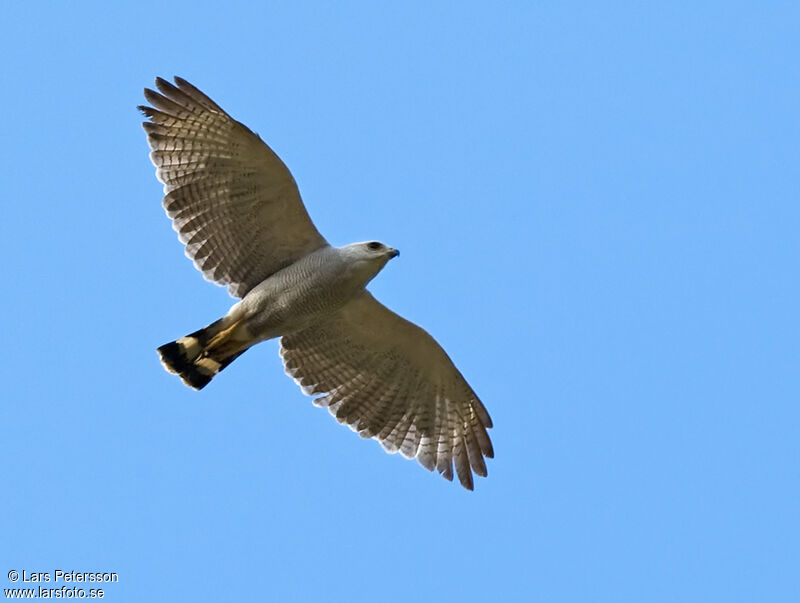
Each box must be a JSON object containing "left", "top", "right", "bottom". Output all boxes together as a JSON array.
[{"left": 388, "top": 248, "right": 400, "bottom": 259}]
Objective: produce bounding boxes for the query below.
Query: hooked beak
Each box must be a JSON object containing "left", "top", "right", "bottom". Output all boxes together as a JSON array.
[{"left": 388, "top": 248, "right": 400, "bottom": 259}]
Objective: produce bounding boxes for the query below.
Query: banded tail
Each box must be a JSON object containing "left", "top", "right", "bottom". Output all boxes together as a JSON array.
[{"left": 157, "top": 317, "right": 249, "bottom": 390}]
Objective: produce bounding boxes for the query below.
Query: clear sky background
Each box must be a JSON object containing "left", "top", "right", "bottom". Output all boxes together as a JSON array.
[{"left": 1, "top": 2, "right": 798, "bottom": 602}]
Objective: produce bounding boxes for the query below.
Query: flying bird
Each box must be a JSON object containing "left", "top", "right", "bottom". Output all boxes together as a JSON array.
[{"left": 139, "top": 77, "right": 493, "bottom": 489}]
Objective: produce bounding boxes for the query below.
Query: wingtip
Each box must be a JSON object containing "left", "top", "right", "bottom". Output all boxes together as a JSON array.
[
  {"left": 143, "top": 87, "right": 162, "bottom": 106},
  {"left": 473, "top": 465, "right": 488, "bottom": 479},
  {"left": 458, "top": 468, "right": 475, "bottom": 491}
]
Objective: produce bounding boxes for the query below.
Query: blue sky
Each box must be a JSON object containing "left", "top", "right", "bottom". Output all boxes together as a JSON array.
[{"left": 2, "top": 2, "right": 798, "bottom": 601}]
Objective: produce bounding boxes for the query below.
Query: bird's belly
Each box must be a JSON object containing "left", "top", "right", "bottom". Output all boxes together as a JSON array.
[{"left": 236, "top": 270, "right": 359, "bottom": 341}]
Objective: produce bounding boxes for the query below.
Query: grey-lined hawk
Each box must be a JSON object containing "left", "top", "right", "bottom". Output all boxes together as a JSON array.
[{"left": 140, "top": 77, "right": 494, "bottom": 489}]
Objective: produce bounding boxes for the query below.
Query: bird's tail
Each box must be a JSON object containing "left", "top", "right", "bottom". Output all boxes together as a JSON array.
[{"left": 157, "top": 317, "right": 249, "bottom": 390}]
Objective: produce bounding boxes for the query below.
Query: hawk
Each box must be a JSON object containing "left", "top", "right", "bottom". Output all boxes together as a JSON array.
[{"left": 140, "top": 77, "right": 494, "bottom": 489}]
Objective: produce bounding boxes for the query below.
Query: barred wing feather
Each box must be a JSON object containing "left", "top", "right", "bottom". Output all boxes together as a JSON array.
[
  {"left": 280, "top": 292, "right": 494, "bottom": 490},
  {"left": 139, "top": 76, "right": 327, "bottom": 298}
]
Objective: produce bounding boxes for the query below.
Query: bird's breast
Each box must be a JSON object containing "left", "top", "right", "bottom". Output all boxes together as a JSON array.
[{"left": 238, "top": 255, "right": 364, "bottom": 340}]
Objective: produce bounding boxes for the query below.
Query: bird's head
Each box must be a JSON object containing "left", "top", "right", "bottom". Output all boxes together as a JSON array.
[{"left": 340, "top": 241, "right": 400, "bottom": 283}]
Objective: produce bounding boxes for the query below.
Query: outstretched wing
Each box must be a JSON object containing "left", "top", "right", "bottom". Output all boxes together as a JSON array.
[
  {"left": 280, "top": 292, "right": 494, "bottom": 490},
  {"left": 140, "top": 76, "right": 328, "bottom": 298}
]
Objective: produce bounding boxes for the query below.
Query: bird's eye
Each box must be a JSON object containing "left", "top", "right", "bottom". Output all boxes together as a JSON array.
[{"left": 367, "top": 241, "right": 382, "bottom": 251}]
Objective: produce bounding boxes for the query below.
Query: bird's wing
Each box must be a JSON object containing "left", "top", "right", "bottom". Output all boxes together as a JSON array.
[
  {"left": 139, "top": 77, "right": 328, "bottom": 298},
  {"left": 279, "top": 291, "right": 494, "bottom": 490}
]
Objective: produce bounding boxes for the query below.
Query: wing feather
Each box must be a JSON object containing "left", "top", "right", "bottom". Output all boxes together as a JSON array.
[
  {"left": 279, "top": 291, "right": 493, "bottom": 490},
  {"left": 140, "top": 76, "right": 328, "bottom": 297}
]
